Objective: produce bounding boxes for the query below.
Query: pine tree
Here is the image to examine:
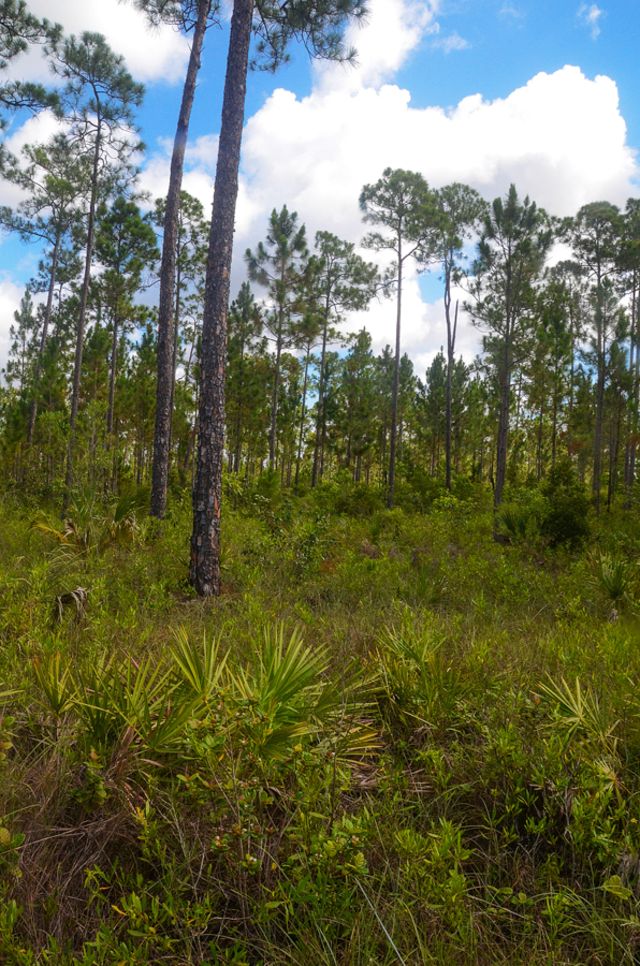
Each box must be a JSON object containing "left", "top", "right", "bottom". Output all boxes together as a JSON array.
[
  {"left": 0, "top": 133, "right": 88, "bottom": 443},
  {"left": 308, "top": 230, "right": 377, "bottom": 486},
  {"left": 430, "top": 183, "right": 486, "bottom": 489},
  {"left": 135, "top": 0, "right": 220, "bottom": 519},
  {"left": 360, "top": 167, "right": 436, "bottom": 507},
  {"left": 567, "top": 202, "right": 624, "bottom": 510},
  {"left": 467, "top": 184, "right": 552, "bottom": 510},
  {"left": 246, "top": 206, "right": 308, "bottom": 470},
  {"left": 46, "top": 31, "right": 144, "bottom": 509}
]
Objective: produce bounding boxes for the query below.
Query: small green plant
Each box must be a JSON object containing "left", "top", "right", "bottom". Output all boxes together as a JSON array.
[
  {"left": 497, "top": 502, "right": 537, "bottom": 542},
  {"left": 595, "top": 552, "right": 634, "bottom": 605},
  {"left": 537, "top": 675, "right": 618, "bottom": 754}
]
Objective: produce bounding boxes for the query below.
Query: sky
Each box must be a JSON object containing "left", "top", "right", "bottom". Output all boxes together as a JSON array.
[{"left": 1, "top": 0, "right": 639, "bottom": 374}]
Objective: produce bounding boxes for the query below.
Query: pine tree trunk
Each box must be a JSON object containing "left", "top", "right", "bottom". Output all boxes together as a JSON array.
[
  {"left": 494, "top": 331, "right": 511, "bottom": 510},
  {"left": 233, "top": 340, "right": 245, "bottom": 472},
  {"left": 28, "top": 231, "right": 60, "bottom": 445},
  {"left": 312, "top": 293, "right": 330, "bottom": 486},
  {"left": 592, "top": 280, "right": 605, "bottom": 512},
  {"left": 269, "top": 319, "right": 284, "bottom": 469},
  {"left": 151, "top": 0, "right": 210, "bottom": 519},
  {"left": 387, "top": 241, "right": 402, "bottom": 508},
  {"left": 63, "top": 123, "right": 102, "bottom": 514},
  {"left": 444, "top": 283, "right": 457, "bottom": 491},
  {"left": 107, "top": 314, "right": 119, "bottom": 437},
  {"left": 190, "top": 0, "right": 254, "bottom": 596},
  {"left": 295, "top": 348, "right": 310, "bottom": 486}
]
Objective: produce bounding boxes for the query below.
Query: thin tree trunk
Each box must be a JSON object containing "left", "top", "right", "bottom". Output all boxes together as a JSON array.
[
  {"left": 494, "top": 328, "right": 511, "bottom": 510},
  {"left": 269, "top": 327, "right": 283, "bottom": 469},
  {"left": 625, "top": 277, "right": 638, "bottom": 505},
  {"left": 107, "top": 313, "right": 119, "bottom": 436},
  {"left": 387, "top": 240, "right": 402, "bottom": 508},
  {"left": 295, "top": 348, "right": 310, "bottom": 486},
  {"left": 190, "top": 0, "right": 253, "bottom": 596},
  {"left": 151, "top": 0, "right": 210, "bottom": 519},
  {"left": 312, "top": 293, "right": 330, "bottom": 486},
  {"left": 444, "top": 285, "right": 458, "bottom": 491},
  {"left": 166, "top": 258, "right": 182, "bottom": 459},
  {"left": 592, "top": 276, "right": 605, "bottom": 512},
  {"left": 608, "top": 402, "right": 622, "bottom": 510},
  {"left": 536, "top": 400, "right": 544, "bottom": 481},
  {"left": 63, "top": 122, "right": 102, "bottom": 513},
  {"left": 28, "top": 232, "right": 60, "bottom": 445},
  {"left": 233, "top": 339, "right": 245, "bottom": 472}
]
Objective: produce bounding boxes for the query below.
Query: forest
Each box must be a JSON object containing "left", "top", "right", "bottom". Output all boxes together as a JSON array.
[{"left": 2, "top": 0, "right": 640, "bottom": 963}]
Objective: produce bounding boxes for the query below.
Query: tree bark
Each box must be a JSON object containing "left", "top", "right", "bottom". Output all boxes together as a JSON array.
[
  {"left": 311, "top": 292, "right": 330, "bottom": 486},
  {"left": 107, "top": 312, "right": 119, "bottom": 437},
  {"left": 592, "top": 270, "right": 605, "bottom": 512},
  {"left": 151, "top": 0, "right": 210, "bottom": 519},
  {"left": 444, "top": 279, "right": 457, "bottom": 491},
  {"left": 63, "top": 121, "right": 102, "bottom": 514},
  {"left": 232, "top": 338, "right": 245, "bottom": 472},
  {"left": 28, "top": 231, "right": 60, "bottom": 445},
  {"left": 269, "top": 320, "right": 283, "bottom": 469},
  {"left": 190, "top": 0, "right": 254, "bottom": 596},
  {"left": 387, "top": 237, "right": 402, "bottom": 508},
  {"left": 494, "top": 328, "right": 511, "bottom": 509},
  {"left": 295, "top": 347, "right": 310, "bottom": 486}
]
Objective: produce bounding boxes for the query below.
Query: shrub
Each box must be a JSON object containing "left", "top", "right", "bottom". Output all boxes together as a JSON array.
[{"left": 540, "top": 459, "right": 590, "bottom": 548}]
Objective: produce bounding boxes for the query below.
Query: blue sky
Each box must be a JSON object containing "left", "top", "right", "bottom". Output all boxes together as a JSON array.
[{"left": 1, "top": 0, "right": 639, "bottom": 369}]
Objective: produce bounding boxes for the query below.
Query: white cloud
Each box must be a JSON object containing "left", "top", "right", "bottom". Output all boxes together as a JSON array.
[
  {"left": 577, "top": 3, "right": 604, "bottom": 40},
  {"left": 139, "top": 138, "right": 215, "bottom": 215},
  {"left": 316, "top": 0, "right": 440, "bottom": 90},
  {"left": 222, "top": 63, "right": 636, "bottom": 366},
  {"left": 141, "top": 0, "right": 636, "bottom": 369},
  {"left": 0, "top": 277, "right": 23, "bottom": 372},
  {"left": 6, "top": 0, "right": 189, "bottom": 84},
  {"left": 432, "top": 32, "right": 471, "bottom": 53},
  {"left": 499, "top": 3, "right": 524, "bottom": 18},
  {"left": 139, "top": 0, "right": 636, "bottom": 370}
]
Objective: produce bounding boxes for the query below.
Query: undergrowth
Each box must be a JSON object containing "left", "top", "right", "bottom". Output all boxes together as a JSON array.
[{"left": 1, "top": 481, "right": 640, "bottom": 963}]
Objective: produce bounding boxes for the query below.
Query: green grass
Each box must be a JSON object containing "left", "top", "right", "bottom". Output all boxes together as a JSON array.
[{"left": 2, "top": 485, "right": 640, "bottom": 963}]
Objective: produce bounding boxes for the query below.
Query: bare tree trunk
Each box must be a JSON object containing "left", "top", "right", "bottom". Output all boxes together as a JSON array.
[
  {"left": 28, "top": 232, "right": 60, "bottom": 445},
  {"left": 190, "top": 0, "right": 253, "bottom": 596},
  {"left": 625, "top": 277, "right": 638, "bottom": 506},
  {"left": 232, "top": 340, "right": 245, "bottom": 472},
  {"left": 151, "top": 0, "right": 210, "bottom": 519},
  {"left": 312, "top": 293, "right": 330, "bottom": 486},
  {"left": 536, "top": 400, "right": 544, "bottom": 481},
  {"left": 494, "top": 329, "right": 511, "bottom": 510},
  {"left": 592, "top": 278, "right": 605, "bottom": 512},
  {"left": 444, "top": 289, "right": 458, "bottom": 491},
  {"left": 269, "top": 326, "right": 283, "bottom": 469},
  {"left": 63, "top": 123, "right": 102, "bottom": 514},
  {"left": 295, "top": 348, "right": 310, "bottom": 486},
  {"left": 107, "top": 313, "right": 120, "bottom": 437},
  {"left": 387, "top": 239, "right": 402, "bottom": 508}
]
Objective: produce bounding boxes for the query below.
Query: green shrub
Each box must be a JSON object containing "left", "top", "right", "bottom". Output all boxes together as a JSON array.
[{"left": 541, "top": 459, "right": 590, "bottom": 547}]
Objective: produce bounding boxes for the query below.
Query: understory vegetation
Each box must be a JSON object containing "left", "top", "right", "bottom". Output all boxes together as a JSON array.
[{"left": 2, "top": 477, "right": 640, "bottom": 964}]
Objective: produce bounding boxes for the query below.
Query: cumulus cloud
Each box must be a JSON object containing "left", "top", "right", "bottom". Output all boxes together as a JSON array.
[
  {"left": 139, "top": 0, "right": 637, "bottom": 369},
  {"left": 577, "top": 3, "right": 604, "bottom": 40},
  {"left": 218, "top": 62, "right": 635, "bottom": 365},
  {"left": 4, "top": 0, "right": 636, "bottom": 374},
  {"left": 6, "top": 0, "right": 189, "bottom": 84},
  {"left": 316, "top": 0, "right": 439, "bottom": 90}
]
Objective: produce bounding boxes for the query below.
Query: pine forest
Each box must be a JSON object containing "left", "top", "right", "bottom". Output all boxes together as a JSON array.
[{"left": 1, "top": 1, "right": 640, "bottom": 962}]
